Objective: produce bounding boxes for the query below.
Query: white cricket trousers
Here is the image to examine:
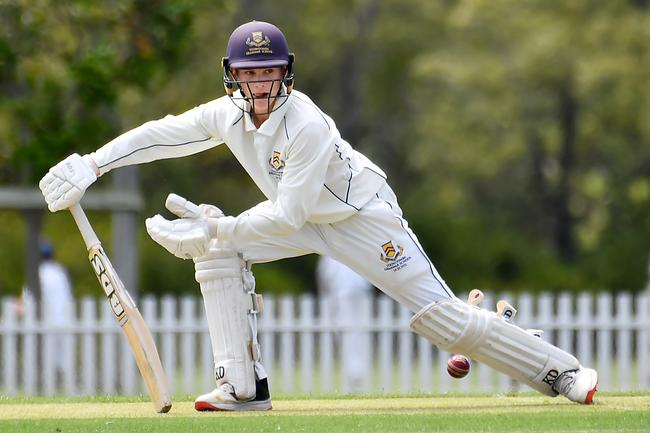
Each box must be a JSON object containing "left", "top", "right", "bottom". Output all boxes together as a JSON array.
[{"left": 238, "top": 184, "right": 459, "bottom": 312}]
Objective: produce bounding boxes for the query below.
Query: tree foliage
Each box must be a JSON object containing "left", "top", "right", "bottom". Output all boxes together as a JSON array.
[
  {"left": 1, "top": 0, "right": 648, "bottom": 296},
  {"left": 0, "top": 0, "right": 193, "bottom": 182}
]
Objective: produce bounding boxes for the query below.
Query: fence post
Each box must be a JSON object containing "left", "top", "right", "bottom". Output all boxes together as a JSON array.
[
  {"left": 41, "top": 300, "right": 55, "bottom": 396},
  {"left": 597, "top": 293, "right": 612, "bottom": 390},
  {"left": 576, "top": 292, "right": 593, "bottom": 368},
  {"left": 517, "top": 293, "right": 534, "bottom": 330},
  {"left": 99, "top": 301, "right": 117, "bottom": 395},
  {"left": 62, "top": 317, "right": 77, "bottom": 396},
  {"left": 378, "top": 296, "right": 393, "bottom": 393},
  {"left": 23, "top": 296, "right": 37, "bottom": 395},
  {"left": 638, "top": 293, "right": 650, "bottom": 389},
  {"left": 80, "top": 298, "right": 97, "bottom": 395},
  {"left": 299, "top": 295, "right": 315, "bottom": 394},
  {"left": 557, "top": 293, "right": 573, "bottom": 353},
  {"left": 616, "top": 293, "right": 632, "bottom": 390},
  {"left": 280, "top": 296, "right": 295, "bottom": 393},
  {"left": 1, "top": 299, "right": 18, "bottom": 396},
  {"left": 161, "top": 296, "right": 177, "bottom": 394},
  {"left": 181, "top": 296, "right": 197, "bottom": 394},
  {"left": 398, "top": 304, "right": 413, "bottom": 393},
  {"left": 359, "top": 293, "right": 373, "bottom": 393},
  {"left": 318, "top": 296, "right": 333, "bottom": 393},
  {"left": 417, "top": 335, "right": 433, "bottom": 393}
]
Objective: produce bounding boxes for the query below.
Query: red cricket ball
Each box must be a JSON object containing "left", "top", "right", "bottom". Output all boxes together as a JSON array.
[{"left": 447, "top": 354, "right": 471, "bottom": 379}]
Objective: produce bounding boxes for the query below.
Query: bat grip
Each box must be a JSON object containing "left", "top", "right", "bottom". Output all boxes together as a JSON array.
[{"left": 69, "top": 203, "right": 101, "bottom": 249}]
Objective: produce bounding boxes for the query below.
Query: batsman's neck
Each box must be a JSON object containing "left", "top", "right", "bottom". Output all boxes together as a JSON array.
[{"left": 252, "top": 112, "right": 269, "bottom": 129}]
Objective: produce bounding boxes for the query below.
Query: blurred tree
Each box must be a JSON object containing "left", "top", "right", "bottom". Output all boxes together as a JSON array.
[
  {"left": 1, "top": 0, "right": 648, "bottom": 296},
  {"left": 0, "top": 0, "right": 195, "bottom": 295},
  {"left": 0, "top": 0, "right": 193, "bottom": 182},
  {"left": 407, "top": 0, "right": 650, "bottom": 291}
]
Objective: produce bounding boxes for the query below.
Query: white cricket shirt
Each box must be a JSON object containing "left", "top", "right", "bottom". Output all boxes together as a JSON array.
[{"left": 90, "top": 90, "right": 387, "bottom": 245}]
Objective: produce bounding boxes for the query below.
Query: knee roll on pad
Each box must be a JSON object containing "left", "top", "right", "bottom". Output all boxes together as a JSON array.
[
  {"left": 410, "top": 300, "right": 580, "bottom": 396},
  {"left": 195, "top": 244, "right": 265, "bottom": 401}
]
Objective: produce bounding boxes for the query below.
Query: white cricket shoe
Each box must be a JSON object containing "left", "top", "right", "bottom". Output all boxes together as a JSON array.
[
  {"left": 553, "top": 368, "right": 598, "bottom": 404},
  {"left": 194, "top": 378, "right": 272, "bottom": 411}
]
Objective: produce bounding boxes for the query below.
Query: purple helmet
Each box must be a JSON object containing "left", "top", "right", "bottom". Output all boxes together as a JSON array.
[
  {"left": 226, "top": 21, "right": 291, "bottom": 69},
  {"left": 221, "top": 21, "right": 295, "bottom": 113}
]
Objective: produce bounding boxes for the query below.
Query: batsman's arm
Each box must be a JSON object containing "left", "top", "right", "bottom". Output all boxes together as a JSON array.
[{"left": 69, "top": 203, "right": 172, "bottom": 413}]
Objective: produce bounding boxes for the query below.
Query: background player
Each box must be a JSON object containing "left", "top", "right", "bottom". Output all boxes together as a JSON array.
[{"left": 18, "top": 243, "right": 75, "bottom": 392}]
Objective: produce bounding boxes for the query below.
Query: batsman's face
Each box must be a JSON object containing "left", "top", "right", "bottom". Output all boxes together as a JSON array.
[{"left": 232, "top": 67, "right": 286, "bottom": 115}]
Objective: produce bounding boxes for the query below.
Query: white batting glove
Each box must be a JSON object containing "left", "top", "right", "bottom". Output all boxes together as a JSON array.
[
  {"left": 39, "top": 153, "right": 98, "bottom": 212},
  {"left": 197, "top": 203, "right": 225, "bottom": 219},
  {"left": 145, "top": 214, "right": 213, "bottom": 260},
  {"left": 165, "top": 193, "right": 224, "bottom": 220}
]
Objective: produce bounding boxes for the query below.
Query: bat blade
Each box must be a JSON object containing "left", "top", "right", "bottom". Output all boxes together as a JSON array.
[
  {"left": 88, "top": 245, "right": 172, "bottom": 413},
  {"left": 87, "top": 245, "right": 172, "bottom": 413},
  {"left": 71, "top": 204, "right": 171, "bottom": 413}
]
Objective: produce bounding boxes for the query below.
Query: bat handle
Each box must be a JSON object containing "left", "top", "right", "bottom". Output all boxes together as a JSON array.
[{"left": 69, "top": 203, "right": 101, "bottom": 249}]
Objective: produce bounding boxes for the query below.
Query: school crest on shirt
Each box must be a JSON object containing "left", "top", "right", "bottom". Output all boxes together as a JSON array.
[
  {"left": 380, "top": 240, "right": 411, "bottom": 272},
  {"left": 268, "top": 150, "right": 285, "bottom": 180}
]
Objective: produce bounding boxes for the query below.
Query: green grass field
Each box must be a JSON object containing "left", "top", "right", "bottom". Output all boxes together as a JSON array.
[{"left": 1, "top": 392, "right": 649, "bottom": 433}]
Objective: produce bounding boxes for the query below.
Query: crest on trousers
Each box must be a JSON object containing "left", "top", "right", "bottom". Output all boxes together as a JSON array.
[
  {"left": 380, "top": 241, "right": 403, "bottom": 263},
  {"left": 380, "top": 240, "right": 412, "bottom": 272}
]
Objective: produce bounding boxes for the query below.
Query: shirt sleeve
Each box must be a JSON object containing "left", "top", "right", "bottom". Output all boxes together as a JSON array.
[
  {"left": 90, "top": 104, "right": 222, "bottom": 175},
  {"left": 217, "top": 122, "right": 335, "bottom": 244}
]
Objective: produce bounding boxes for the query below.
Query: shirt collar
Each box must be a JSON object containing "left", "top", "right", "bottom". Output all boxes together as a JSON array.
[{"left": 241, "top": 87, "right": 292, "bottom": 135}]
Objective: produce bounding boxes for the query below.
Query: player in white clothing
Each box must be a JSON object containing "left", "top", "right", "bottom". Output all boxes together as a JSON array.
[
  {"left": 39, "top": 20, "right": 598, "bottom": 410},
  {"left": 19, "top": 244, "right": 75, "bottom": 392}
]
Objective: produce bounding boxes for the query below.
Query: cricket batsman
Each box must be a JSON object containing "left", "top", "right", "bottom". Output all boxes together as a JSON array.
[{"left": 39, "top": 20, "right": 598, "bottom": 410}]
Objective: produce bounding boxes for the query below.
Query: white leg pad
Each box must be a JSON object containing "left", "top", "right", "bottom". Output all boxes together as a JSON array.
[
  {"left": 194, "top": 243, "right": 265, "bottom": 401},
  {"left": 410, "top": 300, "right": 580, "bottom": 396}
]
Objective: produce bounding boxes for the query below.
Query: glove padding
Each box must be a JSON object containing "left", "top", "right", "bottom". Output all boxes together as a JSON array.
[
  {"left": 145, "top": 214, "right": 212, "bottom": 260},
  {"left": 146, "top": 194, "right": 223, "bottom": 260},
  {"left": 39, "top": 153, "right": 98, "bottom": 212}
]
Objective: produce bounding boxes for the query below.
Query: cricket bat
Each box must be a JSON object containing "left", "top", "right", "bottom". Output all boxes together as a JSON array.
[{"left": 69, "top": 203, "right": 172, "bottom": 413}]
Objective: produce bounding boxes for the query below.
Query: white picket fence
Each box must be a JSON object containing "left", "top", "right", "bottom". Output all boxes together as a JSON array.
[{"left": 1, "top": 291, "right": 649, "bottom": 397}]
